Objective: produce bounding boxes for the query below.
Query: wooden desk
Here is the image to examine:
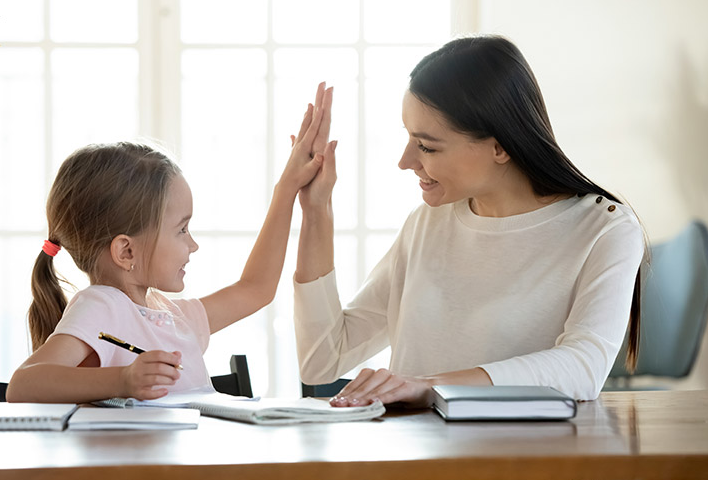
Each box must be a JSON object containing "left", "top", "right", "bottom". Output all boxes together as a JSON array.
[{"left": 1, "top": 390, "right": 707, "bottom": 480}]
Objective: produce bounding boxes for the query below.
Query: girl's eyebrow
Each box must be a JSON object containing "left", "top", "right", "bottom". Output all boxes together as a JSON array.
[{"left": 176, "top": 215, "right": 191, "bottom": 226}]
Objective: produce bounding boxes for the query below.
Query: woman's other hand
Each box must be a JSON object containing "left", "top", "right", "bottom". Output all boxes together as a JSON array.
[{"left": 329, "top": 368, "right": 435, "bottom": 408}]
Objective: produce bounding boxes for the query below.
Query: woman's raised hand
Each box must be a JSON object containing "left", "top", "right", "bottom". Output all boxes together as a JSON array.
[{"left": 279, "top": 82, "right": 334, "bottom": 197}]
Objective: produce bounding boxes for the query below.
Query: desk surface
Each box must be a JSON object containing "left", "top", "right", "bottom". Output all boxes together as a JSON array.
[{"left": 1, "top": 390, "right": 707, "bottom": 480}]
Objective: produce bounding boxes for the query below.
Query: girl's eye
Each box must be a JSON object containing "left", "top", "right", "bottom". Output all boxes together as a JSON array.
[
  {"left": 180, "top": 225, "right": 188, "bottom": 234},
  {"left": 418, "top": 143, "right": 435, "bottom": 154}
]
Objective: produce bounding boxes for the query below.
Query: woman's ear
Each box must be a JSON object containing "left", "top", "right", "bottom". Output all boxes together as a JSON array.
[
  {"left": 110, "top": 234, "right": 136, "bottom": 272},
  {"left": 492, "top": 140, "right": 511, "bottom": 165}
]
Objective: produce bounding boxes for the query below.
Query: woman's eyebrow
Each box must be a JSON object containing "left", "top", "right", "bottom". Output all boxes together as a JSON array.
[{"left": 411, "top": 131, "right": 444, "bottom": 142}]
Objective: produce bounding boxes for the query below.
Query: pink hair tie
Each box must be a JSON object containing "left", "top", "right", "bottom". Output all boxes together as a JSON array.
[{"left": 42, "top": 240, "right": 61, "bottom": 257}]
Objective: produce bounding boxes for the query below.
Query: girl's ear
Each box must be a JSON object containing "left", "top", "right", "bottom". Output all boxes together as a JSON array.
[
  {"left": 110, "top": 234, "right": 136, "bottom": 272},
  {"left": 492, "top": 139, "right": 511, "bottom": 165}
]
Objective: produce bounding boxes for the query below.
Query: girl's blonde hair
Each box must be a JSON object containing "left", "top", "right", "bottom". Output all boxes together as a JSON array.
[{"left": 28, "top": 142, "right": 181, "bottom": 350}]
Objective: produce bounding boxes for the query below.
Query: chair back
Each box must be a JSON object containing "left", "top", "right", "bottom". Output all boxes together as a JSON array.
[
  {"left": 302, "top": 378, "right": 351, "bottom": 398},
  {"left": 610, "top": 220, "right": 708, "bottom": 378},
  {"left": 210, "top": 354, "right": 253, "bottom": 397}
]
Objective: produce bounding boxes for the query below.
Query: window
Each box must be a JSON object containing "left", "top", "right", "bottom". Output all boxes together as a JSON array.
[{"left": 0, "top": 0, "right": 472, "bottom": 396}]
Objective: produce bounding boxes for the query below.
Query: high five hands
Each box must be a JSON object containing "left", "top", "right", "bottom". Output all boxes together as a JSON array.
[{"left": 290, "top": 82, "right": 337, "bottom": 209}]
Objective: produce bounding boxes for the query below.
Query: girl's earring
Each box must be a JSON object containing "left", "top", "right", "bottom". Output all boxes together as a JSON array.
[{"left": 129, "top": 264, "right": 135, "bottom": 272}]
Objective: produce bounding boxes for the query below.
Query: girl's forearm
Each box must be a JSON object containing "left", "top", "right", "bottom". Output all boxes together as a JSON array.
[
  {"left": 295, "top": 202, "right": 334, "bottom": 283},
  {"left": 7, "top": 364, "right": 125, "bottom": 404},
  {"left": 238, "top": 183, "right": 297, "bottom": 301}
]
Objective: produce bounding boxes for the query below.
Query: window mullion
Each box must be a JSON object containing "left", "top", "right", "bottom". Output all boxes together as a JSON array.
[{"left": 149, "top": 0, "right": 182, "bottom": 154}]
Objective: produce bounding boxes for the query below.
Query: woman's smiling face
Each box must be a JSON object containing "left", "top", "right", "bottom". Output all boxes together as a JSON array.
[{"left": 398, "top": 90, "right": 506, "bottom": 208}]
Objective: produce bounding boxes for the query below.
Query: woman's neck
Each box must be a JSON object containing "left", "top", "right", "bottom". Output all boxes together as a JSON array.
[{"left": 469, "top": 165, "right": 570, "bottom": 217}]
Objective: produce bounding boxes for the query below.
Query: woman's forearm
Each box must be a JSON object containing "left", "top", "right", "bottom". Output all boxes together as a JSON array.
[{"left": 295, "top": 202, "right": 335, "bottom": 283}]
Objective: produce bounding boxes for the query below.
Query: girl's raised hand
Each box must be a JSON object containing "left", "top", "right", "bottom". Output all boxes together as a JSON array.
[
  {"left": 279, "top": 82, "right": 334, "bottom": 196},
  {"left": 120, "top": 350, "right": 182, "bottom": 400}
]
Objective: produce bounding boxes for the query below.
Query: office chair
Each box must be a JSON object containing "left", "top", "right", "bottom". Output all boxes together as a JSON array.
[
  {"left": 302, "top": 378, "right": 351, "bottom": 398},
  {"left": 605, "top": 220, "right": 708, "bottom": 388},
  {"left": 210, "top": 354, "right": 253, "bottom": 398},
  {"left": 0, "top": 354, "right": 253, "bottom": 401}
]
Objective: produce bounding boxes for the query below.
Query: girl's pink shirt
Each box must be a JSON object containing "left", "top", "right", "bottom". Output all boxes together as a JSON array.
[{"left": 49, "top": 285, "right": 212, "bottom": 392}]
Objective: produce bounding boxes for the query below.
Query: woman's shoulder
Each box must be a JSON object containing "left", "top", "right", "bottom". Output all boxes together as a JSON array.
[{"left": 573, "top": 194, "right": 641, "bottom": 232}]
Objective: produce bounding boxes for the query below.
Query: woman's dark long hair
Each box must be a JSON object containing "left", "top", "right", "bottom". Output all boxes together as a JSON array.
[{"left": 409, "top": 35, "right": 641, "bottom": 371}]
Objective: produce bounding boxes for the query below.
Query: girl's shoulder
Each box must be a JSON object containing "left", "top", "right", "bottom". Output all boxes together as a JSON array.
[{"left": 68, "top": 285, "right": 133, "bottom": 310}]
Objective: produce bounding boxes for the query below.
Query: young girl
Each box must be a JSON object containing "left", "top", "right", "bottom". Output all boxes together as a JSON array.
[
  {"left": 293, "top": 35, "right": 645, "bottom": 407},
  {"left": 6, "top": 83, "right": 335, "bottom": 404}
]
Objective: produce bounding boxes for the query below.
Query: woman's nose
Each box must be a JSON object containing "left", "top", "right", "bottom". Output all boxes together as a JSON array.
[{"left": 398, "top": 143, "right": 418, "bottom": 171}]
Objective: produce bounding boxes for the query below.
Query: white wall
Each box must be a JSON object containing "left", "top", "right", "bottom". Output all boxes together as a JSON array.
[{"left": 475, "top": 0, "right": 708, "bottom": 388}]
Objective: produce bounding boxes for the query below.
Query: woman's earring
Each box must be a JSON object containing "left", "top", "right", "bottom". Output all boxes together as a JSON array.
[{"left": 129, "top": 264, "right": 135, "bottom": 272}]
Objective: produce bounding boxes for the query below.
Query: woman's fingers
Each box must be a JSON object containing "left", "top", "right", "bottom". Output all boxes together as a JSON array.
[
  {"left": 330, "top": 368, "right": 432, "bottom": 408},
  {"left": 313, "top": 86, "right": 333, "bottom": 154}
]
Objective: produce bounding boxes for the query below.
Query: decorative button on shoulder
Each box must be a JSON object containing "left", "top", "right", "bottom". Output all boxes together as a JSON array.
[
  {"left": 608, "top": 205, "right": 616, "bottom": 212},
  {"left": 596, "top": 196, "right": 603, "bottom": 203}
]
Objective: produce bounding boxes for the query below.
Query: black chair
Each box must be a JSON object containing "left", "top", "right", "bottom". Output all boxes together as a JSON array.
[
  {"left": 0, "top": 354, "right": 253, "bottom": 401},
  {"left": 210, "top": 354, "right": 253, "bottom": 398},
  {"left": 301, "top": 378, "right": 351, "bottom": 398}
]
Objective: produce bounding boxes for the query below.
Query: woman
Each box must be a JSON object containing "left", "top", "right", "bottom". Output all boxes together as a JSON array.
[{"left": 294, "top": 35, "right": 644, "bottom": 407}]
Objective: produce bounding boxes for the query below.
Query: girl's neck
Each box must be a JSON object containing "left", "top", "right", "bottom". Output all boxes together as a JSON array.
[{"left": 90, "top": 274, "right": 149, "bottom": 307}]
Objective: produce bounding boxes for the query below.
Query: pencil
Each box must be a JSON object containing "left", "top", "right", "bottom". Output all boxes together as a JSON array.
[{"left": 98, "top": 332, "right": 183, "bottom": 370}]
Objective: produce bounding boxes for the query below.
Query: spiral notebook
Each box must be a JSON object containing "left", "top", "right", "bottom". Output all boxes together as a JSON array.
[
  {"left": 96, "top": 388, "right": 385, "bottom": 425},
  {"left": 0, "top": 403, "right": 78, "bottom": 431}
]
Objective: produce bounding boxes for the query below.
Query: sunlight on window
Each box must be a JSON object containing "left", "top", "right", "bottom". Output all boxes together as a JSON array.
[
  {"left": 364, "top": 0, "right": 451, "bottom": 43},
  {"left": 181, "top": 49, "right": 268, "bottom": 231},
  {"left": 0, "top": 0, "right": 43, "bottom": 42},
  {"left": 51, "top": 48, "right": 139, "bottom": 168},
  {"left": 272, "top": 0, "right": 359, "bottom": 44},
  {"left": 50, "top": 0, "right": 137, "bottom": 43},
  {"left": 0, "top": 48, "right": 45, "bottom": 231},
  {"left": 181, "top": 0, "right": 267, "bottom": 44},
  {"left": 0, "top": 0, "right": 455, "bottom": 395}
]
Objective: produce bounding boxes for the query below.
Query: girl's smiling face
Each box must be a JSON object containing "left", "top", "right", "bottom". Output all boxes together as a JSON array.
[
  {"left": 398, "top": 91, "right": 508, "bottom": 208},
  {"left": 149, "top": 174, "right": 199, "bottom": 292}
]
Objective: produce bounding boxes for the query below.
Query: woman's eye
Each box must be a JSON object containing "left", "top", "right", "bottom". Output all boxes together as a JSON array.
[{"left": 418, "top": 143, "right": 434, "bottom": 153}]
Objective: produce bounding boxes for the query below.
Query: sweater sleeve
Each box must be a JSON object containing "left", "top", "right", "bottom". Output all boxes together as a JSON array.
[
  {"left": 293, "top": 237, "right": 402, "bottom": 385},
  {"left": 479, "top": 214, "right": 644, "bottom": 400}
]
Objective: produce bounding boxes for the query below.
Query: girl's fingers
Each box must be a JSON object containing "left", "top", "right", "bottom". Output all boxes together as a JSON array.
[
  {"left": 313, "top": 81, "right": 325, "bottom": 115},
  {"left": 295, "top": 104, "right": 314, "bottom": 143},
  {"left": 300, "top": 103, "right": 326, "bottom": 148}
]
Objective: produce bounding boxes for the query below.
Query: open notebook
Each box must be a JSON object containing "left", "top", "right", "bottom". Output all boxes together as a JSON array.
[
  {"left": 68, "top": 406, "right": 200, "bottom": 430},
  {"left": 95, "top": 387, "right": 385, "bottom": 425},
  {"left": 0, "top": 403, "right": 78, "bottom": 431}
]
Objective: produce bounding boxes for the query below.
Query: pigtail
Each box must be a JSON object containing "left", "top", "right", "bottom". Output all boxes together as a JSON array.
[{"left": 28, "top": 245, "right": 67, "bottom": 351}]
